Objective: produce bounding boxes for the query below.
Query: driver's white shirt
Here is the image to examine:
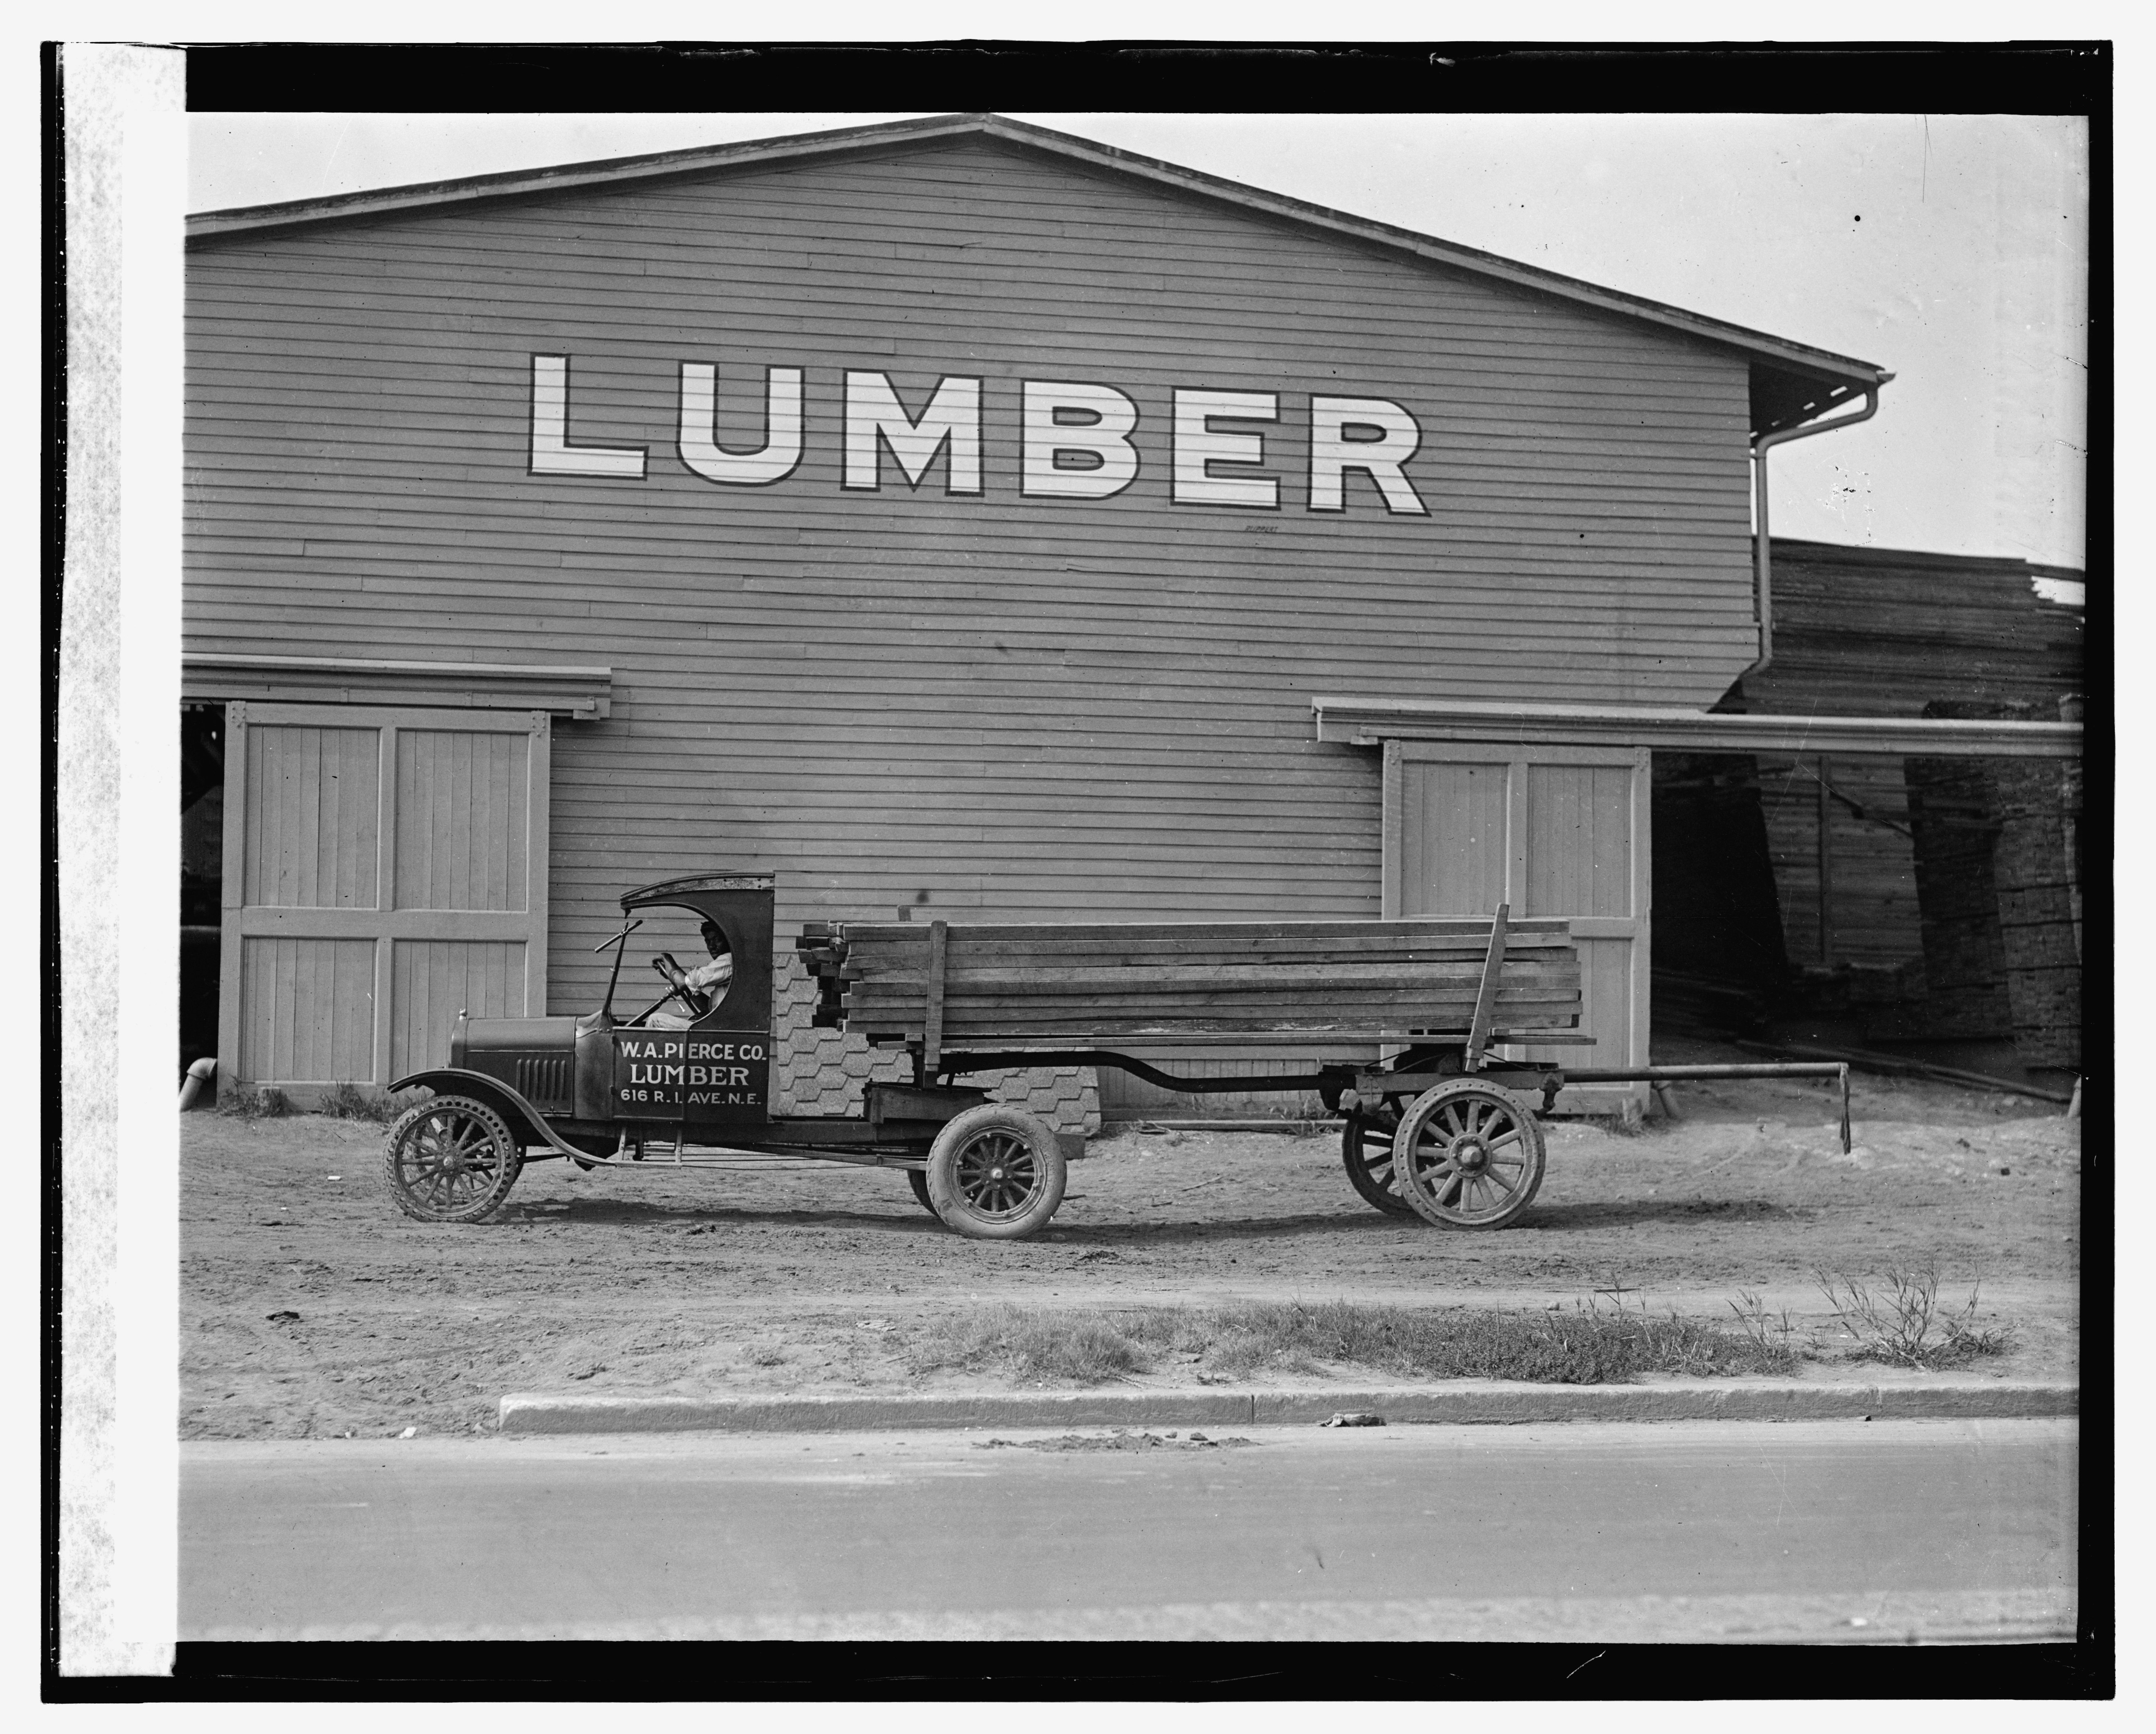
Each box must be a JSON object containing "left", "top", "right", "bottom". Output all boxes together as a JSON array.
[
  {"left": 648, "top": 953, "right": 733, "bottom": 1030},
  {"left": 684, "top": 955, "right": 733, "bottom": 993}
]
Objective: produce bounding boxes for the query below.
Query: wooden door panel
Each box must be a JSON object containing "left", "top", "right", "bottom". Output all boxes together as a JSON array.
[
  {"left": 1525, "top": 762, "right": 1635, "bottom": 918},
  {"left": 241, "top": 725, "right": 380, "bottom": 908},
  {"left": 1391, "top": 740, "right": 1649, "bottom": 1109},
  {"left": 394, "top": 729, "right": 531, "bottom": 911},
  {"left": 390, "top": 939, "right": 528, "bottom": 1076},
  {"left": 220, "top": 702, "right": 551, "bottom": 1101},
  {"left": 237, "top": 936, "right": 377, "bottom": 1082},
  {"left": 1399, "top": 760, "right": 1511, "bottom": 917}
]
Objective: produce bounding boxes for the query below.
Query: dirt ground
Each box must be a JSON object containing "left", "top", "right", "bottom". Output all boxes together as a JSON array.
[{"left": 181, "top": 1039, "right": 2082, "bottom": 1439}]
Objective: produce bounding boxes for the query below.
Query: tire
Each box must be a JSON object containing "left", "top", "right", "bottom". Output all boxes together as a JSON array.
[
  {"left": 905, "top": 1167, "right": 937, "bottom": 1214},
  {"left": 925, "top": 1104, "right": 1067, "bottom": 1240},
  {"left": 1341, "top": 1106, "right": 1418, "bottom": 1216},
  {"left": 383, "top": 1095, "right": 524, "bottom": 1224},
  {"left": 1390, "top": 1080, "right": 1545, "bottom": 1230}
]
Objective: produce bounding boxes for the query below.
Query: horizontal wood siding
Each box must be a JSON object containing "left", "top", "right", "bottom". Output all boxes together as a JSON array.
[
  {"left": 389, "top": 938, "right": 528, "bottom": 1075},
  {"left": 186, "top": 138, "right": 1755, "bottom": 1010},
  {"left": 239, "top": 936, "right": 377, "bottom": 1081}
]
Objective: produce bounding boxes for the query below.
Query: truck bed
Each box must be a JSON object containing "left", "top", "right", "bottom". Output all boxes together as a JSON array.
[{"left": 795, "top": 915, "right": 1583, "bottom": 1046}]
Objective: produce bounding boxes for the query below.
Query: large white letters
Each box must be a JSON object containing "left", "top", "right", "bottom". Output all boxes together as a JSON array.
[
  {"left": 530, "top": 355, "right": 1437, "bottom": 518},
  {"left": 677, "top": 361, "right": 805, "bottom": 486},
  {"left": 1172, "top": 389, "right": 1279, "bottom": 508},
  {"left": 1021, "top": 381, "right": 1140, "bottom": 499},
  {"left": 843, "top": 372, "right": 982, "bottom": 493},
  {"left": 529, "top": 354, "right": 646, "bottom": 479},
  {"left": 1308, "top": 396, "right": 1428, "bottom": 515}
]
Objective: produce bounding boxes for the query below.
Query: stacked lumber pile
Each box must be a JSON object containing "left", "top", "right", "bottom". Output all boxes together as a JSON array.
[{"left": 794, "top": 915, "right": 1580, "bottom": 1047}]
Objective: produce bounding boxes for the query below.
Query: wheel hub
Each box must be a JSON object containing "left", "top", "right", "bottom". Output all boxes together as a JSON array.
[{"left": 1450, "top": 1135, "right": 1490, "bottom": 1172}]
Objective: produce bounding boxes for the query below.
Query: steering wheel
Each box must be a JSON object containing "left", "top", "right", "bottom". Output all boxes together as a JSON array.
[{"left": 650, "top": 951, "right": 711, "bottom": 1019}]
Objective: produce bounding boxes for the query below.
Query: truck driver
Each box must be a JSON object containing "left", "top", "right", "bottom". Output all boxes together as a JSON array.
[{"left": 647, "top": 920, "right": 734, "bottom": 1029}]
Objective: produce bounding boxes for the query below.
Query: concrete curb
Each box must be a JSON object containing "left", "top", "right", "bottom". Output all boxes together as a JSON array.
[{"left": 497, "top": 1380, "right": 2077, "bottom": 1435}]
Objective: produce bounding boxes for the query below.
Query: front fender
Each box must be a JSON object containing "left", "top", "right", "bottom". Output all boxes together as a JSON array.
[{"left": 389, "top": 1068, "right": 594, "bottom": 1162}]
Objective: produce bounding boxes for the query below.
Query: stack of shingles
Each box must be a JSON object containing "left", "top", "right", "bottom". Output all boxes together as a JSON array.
[{"left": 794, "top": 918, "right": 1580, "bottom": 1046}]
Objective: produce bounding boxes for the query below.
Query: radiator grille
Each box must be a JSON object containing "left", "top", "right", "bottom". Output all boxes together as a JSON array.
[{"left": 514, "top": 1055, "right": 572, "bottom": 1106}]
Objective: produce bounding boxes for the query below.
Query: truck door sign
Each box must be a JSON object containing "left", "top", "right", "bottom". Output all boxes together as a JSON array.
[{"left": 611, "top": 1030, "right": 769, "bottom": 1119}]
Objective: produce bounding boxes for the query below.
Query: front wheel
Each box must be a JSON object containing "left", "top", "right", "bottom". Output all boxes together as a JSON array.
[
  {"left": 925, "top": 1105, "right": 1067, "bottom": 1240},
  {"left": 1391, "top": 1080, "right": 1545, "bottom": 1230},
  {"left": 383, "top": 1095, "right": 524, "bottom": 1223}
]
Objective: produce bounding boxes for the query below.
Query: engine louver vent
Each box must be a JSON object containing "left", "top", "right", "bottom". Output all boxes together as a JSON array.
[{"left": 515, "top": 1055, "right": 572, "bottom": 1107}]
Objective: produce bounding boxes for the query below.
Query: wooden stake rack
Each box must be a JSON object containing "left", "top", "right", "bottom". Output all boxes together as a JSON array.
[{"left": 796, "top": 904, "right": 1590, "bottom": 1072}]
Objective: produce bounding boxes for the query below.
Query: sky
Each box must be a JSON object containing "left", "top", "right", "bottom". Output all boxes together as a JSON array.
[{"left": 187, "top": 108, "right": 2091, "bottom": 572}]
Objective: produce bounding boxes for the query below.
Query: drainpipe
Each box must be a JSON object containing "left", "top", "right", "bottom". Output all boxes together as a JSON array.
[
  {"left": 178, "top": 1056, "right": 218, "bottom": 1111},
  {"left": 1748, "top": 383, "right": 1885, "bottom": 675}
]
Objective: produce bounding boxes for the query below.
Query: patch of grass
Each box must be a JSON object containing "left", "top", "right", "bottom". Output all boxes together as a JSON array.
[
  {"left": 215, "top": 1084, "right": 290, "bottom": 1120},
  {"left": 908, "top": 1305, "right": 1152, "bottom": 1383},
  {"left": 1814, "top": 1258, "right": 2015, "bottom": 1370},
  {"left": 320, "top": 1082, "right": 402, "bottom": 1123},
  {"left": 906, "top": 1296, "right": 1803, "bottom": 1387}
]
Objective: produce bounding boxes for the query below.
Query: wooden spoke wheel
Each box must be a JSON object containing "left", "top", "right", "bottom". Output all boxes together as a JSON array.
[
  {"left": 925, "top": 1105, "right": 1067, "bottom": 1240},
  {"left": 1391, "top": 1080, "right": 1546, "bottom": 1230},
  {"left": 382, "top": 1095, "right": 524, "bottom": 1224},
  {"left": 1340, "top": 1105, "right": 1418, "bottom": 1216}
]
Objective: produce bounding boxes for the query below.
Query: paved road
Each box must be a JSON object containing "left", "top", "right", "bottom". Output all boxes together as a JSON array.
[{"left": 181, "top": 1418, "right": 2076, "bottom": 1643}]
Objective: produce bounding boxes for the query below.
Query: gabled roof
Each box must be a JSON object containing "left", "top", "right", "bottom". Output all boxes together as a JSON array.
[{"left": 187, "top": 111, "right": 1890, "bottom": 438}]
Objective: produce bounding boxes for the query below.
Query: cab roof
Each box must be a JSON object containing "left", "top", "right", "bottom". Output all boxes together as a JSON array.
[{"left": 621, "top": 873, "right": 775, "bottom": 911}]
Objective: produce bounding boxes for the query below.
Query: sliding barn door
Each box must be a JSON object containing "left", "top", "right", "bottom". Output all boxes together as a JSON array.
[
  {"left": 1385, "top": 740, "right": 1650, "bottom": 1112},
  {"left": 216, "top": 701, "right": 551, "bottom": 1101}
]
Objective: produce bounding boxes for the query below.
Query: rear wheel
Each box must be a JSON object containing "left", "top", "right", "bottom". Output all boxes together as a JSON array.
[
  {"left": 1391, "top": 1080, "right": 1545, "bottom": 1230},
  {"left": 925, "top": 1105, "right": 1067, "bottom": 1240},
  {"left": 1341, "top": 1104, "right": 1417, "bottom": 1216},
  {"left": 905, "top": 1167, "right": 937, "bottom": 1214},
  {"left": 383, "top": 1095, "right": 524, "bottom": 1223}
]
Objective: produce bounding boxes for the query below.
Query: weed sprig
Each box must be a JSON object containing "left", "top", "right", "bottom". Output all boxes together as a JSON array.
[{"left": 1813, "top": 1258, "right": 2014, "bottom": 1369}]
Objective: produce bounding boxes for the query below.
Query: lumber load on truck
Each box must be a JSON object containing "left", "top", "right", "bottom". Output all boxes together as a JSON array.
[{"left": 794, "top": 915, "right": 1581, "bottom": 1045}]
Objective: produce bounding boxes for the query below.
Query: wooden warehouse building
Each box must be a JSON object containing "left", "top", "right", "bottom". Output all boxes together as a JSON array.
[{"left": 178, "top": 112, "right": 2082, "bottom": 1125}]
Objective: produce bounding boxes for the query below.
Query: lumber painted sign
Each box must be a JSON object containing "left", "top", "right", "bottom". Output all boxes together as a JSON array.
[
  {"left": 612, "top": 1028, "right": 770, "bottom": 1120},
  {"left": 529, "top": 353, "right": 1430, "bottom": 515}
]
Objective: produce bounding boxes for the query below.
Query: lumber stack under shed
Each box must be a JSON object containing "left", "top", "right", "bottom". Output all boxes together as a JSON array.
[{"left": 794, "top": 915, "right": 1581, "bottom": 1048}]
